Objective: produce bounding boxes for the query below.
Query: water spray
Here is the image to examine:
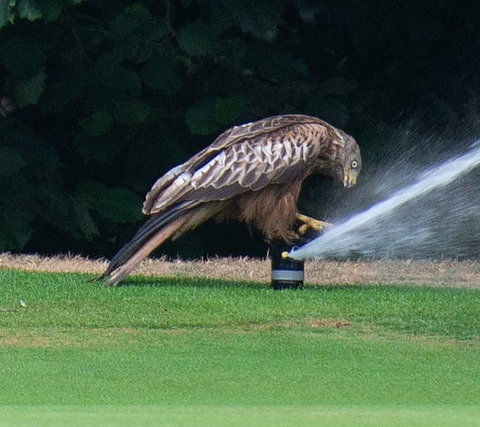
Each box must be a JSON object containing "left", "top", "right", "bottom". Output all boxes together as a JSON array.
[{"left": 288, "top": 141, "right": 480, "bottom": 262}]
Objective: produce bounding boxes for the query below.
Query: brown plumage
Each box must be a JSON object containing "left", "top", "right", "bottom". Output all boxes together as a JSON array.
[{"left": 100, "top": 114, "right": 362, "bottom": 285}]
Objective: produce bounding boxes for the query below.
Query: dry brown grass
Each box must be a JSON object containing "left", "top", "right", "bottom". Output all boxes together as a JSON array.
[{"left": 1, "top": 252, "right": 480, "bottom": 288}]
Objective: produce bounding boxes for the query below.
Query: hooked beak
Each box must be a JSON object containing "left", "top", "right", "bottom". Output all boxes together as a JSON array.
[{"left": 343, "top": 171, "right": 357, "bottom": 188}]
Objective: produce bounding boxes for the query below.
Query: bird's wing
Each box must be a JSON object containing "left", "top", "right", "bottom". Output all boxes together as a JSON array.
[
  {"left": 143, "top": 115, "right": 330, "bottom": 214},
  {"left": 187, "top": 114, "right": 329, "bottom": 166}
]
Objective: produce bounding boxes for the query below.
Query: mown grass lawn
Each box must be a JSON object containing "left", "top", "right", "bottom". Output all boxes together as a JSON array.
[{"left": 0, "top": 268, "right": 479, "bottom": 426}]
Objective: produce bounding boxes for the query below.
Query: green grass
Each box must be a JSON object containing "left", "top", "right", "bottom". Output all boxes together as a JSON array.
[{"left": 1, "top": 268, "right": 480, "bottom": 425}]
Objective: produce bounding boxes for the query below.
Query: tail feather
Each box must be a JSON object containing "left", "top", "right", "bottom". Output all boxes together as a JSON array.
[
  {"left": 99, "top": 201, "right": 222, "bottom": 286},
  {"left": 104, "top": 203, "right": 190, "bottom": 277},
  {"left": 104, "top": 214, "right": 193, "bottom": 286}
]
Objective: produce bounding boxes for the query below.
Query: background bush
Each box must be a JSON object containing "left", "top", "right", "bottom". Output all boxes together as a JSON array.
[{"left": 1, "top": 0, "right": 480, "bottom": 258}]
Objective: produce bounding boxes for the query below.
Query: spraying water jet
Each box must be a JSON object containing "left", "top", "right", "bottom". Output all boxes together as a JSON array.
[{"left": 289, "top": 142, "right": 480, "bottom": 261}]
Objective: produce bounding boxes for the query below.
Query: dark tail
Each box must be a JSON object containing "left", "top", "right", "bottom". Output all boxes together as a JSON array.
[{"left": 98, "top": 201, "right": 219, "bottom": 286}]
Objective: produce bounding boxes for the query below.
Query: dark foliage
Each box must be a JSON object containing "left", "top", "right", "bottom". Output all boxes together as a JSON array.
[{"left": 1, "top": 0, "right": 480, "bottom": 258}]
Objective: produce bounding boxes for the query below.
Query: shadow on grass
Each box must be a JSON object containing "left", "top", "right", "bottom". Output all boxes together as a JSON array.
[
  {"left": 114, "top": 275, "right": 268, "bottom": 290},
  {"left": 110, "top": 274, "right": 376, "bottom": 293}
]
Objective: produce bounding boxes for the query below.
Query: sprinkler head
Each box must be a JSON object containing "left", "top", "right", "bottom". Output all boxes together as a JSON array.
[{"left": 270, "top": 242, "right": 304, "bottom": 290}]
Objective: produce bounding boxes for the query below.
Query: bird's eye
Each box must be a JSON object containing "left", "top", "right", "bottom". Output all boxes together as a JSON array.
[{"left": 351, "top": 160, "right": 358, "bottom": 169}]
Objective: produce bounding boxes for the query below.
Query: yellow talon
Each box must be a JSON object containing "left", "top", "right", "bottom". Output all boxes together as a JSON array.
[
  {"left": 296, "top": 213, "right": 332, "bottom": 233},
  {"left": 298, "top": 224, "right": 309, "bottom": 235}
]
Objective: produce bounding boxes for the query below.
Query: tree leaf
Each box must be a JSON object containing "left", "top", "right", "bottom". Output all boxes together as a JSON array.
[
  {"left": 0, "top": 200, "right": 34, "bottom": 250},
  {"left": 16, "top": 0, "right": 42, "bottom": 21},
  {"left": 0, "top": 1, "right": 14, "bottom": 28},
  {"left": 108, "top": 4, "right": 164, "bottom": 63},
  {"left": 16, "top": 134, "right": 62, "bottom": 177},
  {"left": 244, "top": 41, "right": 307, "bottom": 81},
  {"left": 75, "top": 181, "right": 143, "bottom": 223},
  {"left": 0, "top": 35, "right": 47, "bottom": 78},
  {"left": 17, "top": 0, "right": 85, "bottom": 22},
  {"left": 186, "top": 96, "right": 244, "bottom": 135},
  {"left": 177, "top": 20, "right": 217, "bottom": 57},
  {"left": 142, "top": 50, "right": 183, "bottom": 93},
  {"left": 211, "top": 0, "right": 283, "bottom": 39},
  {"left": 0, "top": 0, "right": 87, "bottom": 28},
  {"left": 73, "top": 133, "right": 120, "bottom": 162},
  {"left": 0, "top": 146, "right": 25, "bottom": 176},
  {"left": 0, "top": 216, "right": 32, "bottom": 250},
  {"left": 71, "top": 198, "right": 99, "bottom": 240},
  {"left": 79, "top": 111, "right": 114, "bottom": 136},
  {"left": 185, "top": 97, "right": 219, "bottom": 135},
  {"left": 93, "top": 62, "right": 142, "bottom": 103},
  {"left": 114, "top": 101, "right": 150, "bottom": 125},
  {"left": 321, "top": 76, "right": 359, "bottom": 96},
  {"left": 214, "top": 96, "right": 245, "bottom": 125},
  {"left": 13, "top": 71, "right": 46, "bottom": 107}
]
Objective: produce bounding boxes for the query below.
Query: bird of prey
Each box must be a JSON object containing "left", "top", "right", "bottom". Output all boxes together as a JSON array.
[{"left": 100, "top": 114, "right": 361, "bottom": 285}]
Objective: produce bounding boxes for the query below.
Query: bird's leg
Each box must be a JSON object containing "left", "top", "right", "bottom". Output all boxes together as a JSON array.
[{"left": 296, "top": 213, "right": 332, "bottom": 235}]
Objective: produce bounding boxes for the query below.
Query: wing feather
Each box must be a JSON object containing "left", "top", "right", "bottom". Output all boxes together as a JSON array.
[{"left": 143, "top": 114, "right": 330, "bottom": 214}]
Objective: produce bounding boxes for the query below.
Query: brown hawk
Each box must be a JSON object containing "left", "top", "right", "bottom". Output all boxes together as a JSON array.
[{"left": 100, "top": 114, "right": 362, "bottom": 285}]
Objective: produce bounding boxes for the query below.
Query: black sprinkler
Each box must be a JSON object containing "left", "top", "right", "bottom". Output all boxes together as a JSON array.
[{"left": 270, "top": 242, "right": 304, "bottom": 290}]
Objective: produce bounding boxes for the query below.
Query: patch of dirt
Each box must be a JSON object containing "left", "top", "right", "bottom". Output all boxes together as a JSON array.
[
  {"left": 1, "top": 252, "right": 480, "bottom": 288},
  {"left": 250, "top": 318, "right": 354, "bottom": 331},
  {"left": 0, "top": 327, "right": 146, "bottom": 348}
]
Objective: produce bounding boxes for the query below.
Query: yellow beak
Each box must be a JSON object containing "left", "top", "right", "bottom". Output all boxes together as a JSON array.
[{"left": 344, "top": 171, "right": 357, "bottom": 188}]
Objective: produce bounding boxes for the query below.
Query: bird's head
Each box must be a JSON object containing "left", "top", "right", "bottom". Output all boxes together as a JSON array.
[
  {"left": 327, "top": 130, "right": 362, "bottom": 188},
  {"left": 342, "top": 135, "right": 362, "bottom": 188}
]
